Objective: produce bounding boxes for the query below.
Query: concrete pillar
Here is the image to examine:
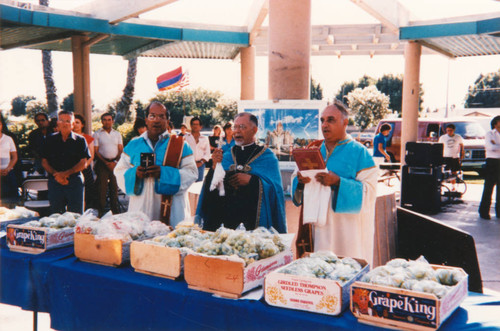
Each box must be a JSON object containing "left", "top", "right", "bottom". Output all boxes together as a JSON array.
[
  {"left": 268, "top": 0, "right": 311, "bottom": 100},
  {"left": 240, "top": 46, "right": 255, "bottom": 100},
  {"left": 401, "top": 41, "right": 421, "bottom": 164},
  {"left": 71, "top": 35, "right": 92, "bottom": 135}
]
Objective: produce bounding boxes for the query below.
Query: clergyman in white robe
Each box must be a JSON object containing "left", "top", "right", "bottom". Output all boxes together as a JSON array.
[{"left": 292, "top": 137, "right": 378, "bottom": 265}]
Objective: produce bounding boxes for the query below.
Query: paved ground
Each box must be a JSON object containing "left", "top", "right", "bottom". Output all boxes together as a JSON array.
[{"left": 0, "top": 183, "right": 498, "bottom": 331}]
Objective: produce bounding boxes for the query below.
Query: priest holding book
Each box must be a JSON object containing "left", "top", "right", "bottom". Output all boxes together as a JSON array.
[
  {"left": 291, "top": 101, "right": 377, "bottom": 265},
  {"left": 196, "top": 112, "right": 287, "bottom": 233}
]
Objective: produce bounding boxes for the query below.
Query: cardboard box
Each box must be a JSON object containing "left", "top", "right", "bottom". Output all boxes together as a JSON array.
[
  {"left": 264, "top": 257, "right": 369, "bottom": 315},
  {"left": 130, "top": 241, "right": 183, "bottom": 279},
  {"left": 1, "top": 216, "right": 38, "bottom": 231},
  {"left": 74, "top": 232, "right": 130, "bottom": 267},
  {"left": 350, "top": 265, "right": 468, "bottom": 330},
  {"left": 184, "top": 248, "right": 294, "bottom": 298},
  {"left": 6, "top": 224, "right": 74, "bottom": 254}
]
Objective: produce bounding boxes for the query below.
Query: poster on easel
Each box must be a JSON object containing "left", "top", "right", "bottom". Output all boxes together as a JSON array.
[{"left": 238, "top": 100, "right": 326, "bottom": 164}]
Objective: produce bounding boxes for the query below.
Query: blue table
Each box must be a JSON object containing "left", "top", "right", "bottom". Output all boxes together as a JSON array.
[{"left": 1, "top": 240, "right": 500, "bottom": 331}]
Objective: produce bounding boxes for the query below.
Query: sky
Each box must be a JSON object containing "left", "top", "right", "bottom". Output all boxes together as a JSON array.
[{"left": 1, "top": 0, "right": 499, "bottom": 114}]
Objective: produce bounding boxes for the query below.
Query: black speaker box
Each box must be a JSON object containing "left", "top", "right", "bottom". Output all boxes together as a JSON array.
[
  {"left": 401, "top": 165, "right": 442, "bottom": 214},
  {"left": 405, "top": 142, "right": 443, "bottom": 167}
]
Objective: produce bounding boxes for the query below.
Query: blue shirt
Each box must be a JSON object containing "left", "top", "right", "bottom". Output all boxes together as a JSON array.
[{"left": 373, "top": 132, "right": 387, "bottom": 157}]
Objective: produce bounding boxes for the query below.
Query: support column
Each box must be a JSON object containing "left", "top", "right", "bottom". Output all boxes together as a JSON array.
[
  {"left": 71, "top": 35, "right": 92, "bottom": 135},
  {"left": 401, "top": 41, "right": 421, "bottom": 164},
  {"left": 268, "top": 0, "right": 311, "bottom": 100},
  {"left": 240, "top": 46, "right": 255, "bottom": 100}
]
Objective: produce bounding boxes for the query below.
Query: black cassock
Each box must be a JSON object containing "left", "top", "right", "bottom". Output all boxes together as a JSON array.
[{"left": 200, "top": 144, "right": 264, "bottom": 231}]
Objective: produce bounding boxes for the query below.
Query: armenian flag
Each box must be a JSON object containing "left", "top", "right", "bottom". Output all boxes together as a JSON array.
[{"left": 156, "top": 67, "right": 184, "bottom": 91}]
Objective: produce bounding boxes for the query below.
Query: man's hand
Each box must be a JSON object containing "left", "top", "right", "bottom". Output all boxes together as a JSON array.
[
  {"left": 297, "top": 171, "right": 311, "bottom": 185},
  {"left": 227, "top": 172, "right": 251, "bottom": 189},
  {"left": 54, "top": 172, "right": 69, "bottom": 185},
  {"left": 195, "top": 160, "right": 205, "bottom": 168},
  {"left": 211, "top": 148, "right": 223, "bottom": 168},
  {"left": 0, "top": 168, "right": 10, "bottom": 176},
  {"left": 315, "top": 171, "right": 340, "bottom": 187},
  {"left": 106, "top": 161, "right": 117, "bottom": 171},
  {"left": 145, "top": 165, "right": 161, "bottom": 179},
  {"left": 136, "top": 166, "right": 147, "bottom": 179}
]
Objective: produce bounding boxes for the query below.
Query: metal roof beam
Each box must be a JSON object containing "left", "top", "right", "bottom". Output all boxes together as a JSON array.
[
  {"left": 350, "top": 0, "right": 410, "bottom": 32},
  {"left": 73, "top": 0, "right": 179, "bottom": 24},
  {"left": 246, "top": 0, "right": 268, "bottom": 45}
]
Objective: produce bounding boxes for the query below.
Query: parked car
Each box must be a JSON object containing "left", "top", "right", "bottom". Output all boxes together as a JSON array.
[
  {"left": 375, "top": 118, "right": 486, "bottom": 171},
  {"left": 350, "top": 132, "right": 374, "bottom": 147}
]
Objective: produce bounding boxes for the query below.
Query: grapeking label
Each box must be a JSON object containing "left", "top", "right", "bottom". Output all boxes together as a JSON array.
[
  {"left": 7, "top": 227, "right": 46, "bottom": 249},
  {"left": 351, "top": 286, "right": 438, "bottom": 328}
]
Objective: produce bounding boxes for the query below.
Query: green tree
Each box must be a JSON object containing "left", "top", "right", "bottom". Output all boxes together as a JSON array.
[
  {"left": 346, "top": 85, "right": 390, "bottom": 131},
  {"left": 26, "top": 100, "right": 48, "bottom": 119},
  {"left": 152, "top": 88, "right": 223, "bottom": 128},
  {"left": 115, "top": 57, "right": 138, "bottom": 125},
  {"left": 215, "top": 99, "right": 238, "bottom": 124},
  {"left": 61, "top": 93, "right": 74, "bottom": 112},
  {"left": 310, "top": 78, "right": 323, "bottom": 100},
  {"left": 376, "top": 74, "right": 403, "bottom": 114},
  {"left": 39, "top": 0, "right": 59, "bottom": 116},
  {"left": 464, "top": 70, "right": 500, "bottom": 108},
  {"left": 335, "top": 81, "right": 357, "bottom": 103},
  {"left": 11, "top": 95, "right": 36, "bottom": 116}
]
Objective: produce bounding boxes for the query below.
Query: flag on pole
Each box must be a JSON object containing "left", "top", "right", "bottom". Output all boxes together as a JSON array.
[{"left": 156, "top": 67, "right": 184, "bottom": 91}]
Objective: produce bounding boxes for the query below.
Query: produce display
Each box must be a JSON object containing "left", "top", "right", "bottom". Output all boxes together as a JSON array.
[
  {"left": 144, "top": 224, "right": 286, "bottom": 265},
  {"left": 277, "top": 251, "right": 363, "bottom": 284},
  {"left": 0, "top": 206, "right": 37, "bottom": 220},
  {"left": 75, "top": 211, "right": 170, "bottom": 242},
  {"left": 361, "top": 257, "right": 467, "bottom": 298},
  {"left": 23, "top": 211, "right": 81, "bottom": 232}
]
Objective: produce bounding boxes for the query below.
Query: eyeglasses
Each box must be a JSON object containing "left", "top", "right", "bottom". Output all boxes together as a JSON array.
[
  {"left": 232, "top": 124, "right": 247, "bottom": 131},
  {"left": 147, "top": 114, "right": 167, "bottom": 120}
]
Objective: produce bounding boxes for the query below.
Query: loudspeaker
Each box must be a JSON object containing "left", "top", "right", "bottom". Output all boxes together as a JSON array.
[
  {"left": 405, "top": 142, "right": 443, "bottom": 167},
  {"left": 401, "top": 165, "right": 442, "bottom": 214}
]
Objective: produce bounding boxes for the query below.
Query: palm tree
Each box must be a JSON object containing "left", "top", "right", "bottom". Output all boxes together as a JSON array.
[
  {"left": 39, "top": 0, "right": 58, "bottom": 115},
  {"left": 114, "top": 57, "right": 138, "bottom": 125}
]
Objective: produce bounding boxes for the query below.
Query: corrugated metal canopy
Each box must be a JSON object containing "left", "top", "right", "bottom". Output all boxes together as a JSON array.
[{"left": 1, "top": 0, "right": 500, "bottom": 59}]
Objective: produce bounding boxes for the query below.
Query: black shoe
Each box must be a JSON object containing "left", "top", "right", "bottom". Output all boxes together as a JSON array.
[{"left": 480, "top": 213, "right": 491, "bottom": 220}]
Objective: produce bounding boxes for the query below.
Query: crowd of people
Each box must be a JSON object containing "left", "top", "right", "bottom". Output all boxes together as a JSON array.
[{"left": 1, "top": 103, "right": 499, "bottom": 265}]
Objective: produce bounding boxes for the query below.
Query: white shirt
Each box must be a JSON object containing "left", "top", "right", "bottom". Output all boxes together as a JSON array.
[
  {"left": 93, "top": 128, "right": 123, "bottom": 159},
  {"left": 184, "top": 133, "right": 211, "bottom": 163},
  {"left": 485, "top": 129, "right": 500, "bottom": 159},
  {"left": 0, "top": 134, "right": 16, "bottom": 170},
  {"left": 438, "top": 133, "right": 463, "bottom": 158}
]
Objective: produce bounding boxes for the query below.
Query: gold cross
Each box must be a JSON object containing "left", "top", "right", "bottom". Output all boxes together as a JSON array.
[{"left": 161, "top": 199, "right": 171, "bottom": 217}]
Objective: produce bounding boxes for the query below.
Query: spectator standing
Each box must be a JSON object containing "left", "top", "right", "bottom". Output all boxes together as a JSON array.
[
  {"left": 221, "top": 121, "right": 235, "bottom": 153},
  {"left": 438, "top": 124, "right": 464, "bottom": 190},
  {"left": 207, "top": 124, "right": 222, "bottom": 168},
  {"left": 73, "top": 114, "right": 97, "bottom": 210},
  {"left": 41, "top": 111, "right": 90, "bottom": 214},
  {"left": 184, "top": 117, "right": 210, "bottom": 182},
  {"left": 373, "top": 123, "right": 392, "bottom": 163},
  {"left": 93, "top": 113, "right": 123, "bottom": 217},
  {"left": 0, "top": 114, "right": 19, "bottom": 204},
  {"left": 479, "top": 116, "right": 500, "bottom": 220},
  {"left": 133, "top": 117, "right": 147, "bottom": 136},
  {"left": 28, "top": 112, "right": 52, "bottom": 174},
  {"left": 178, "top": 123, "right": 188, "bottom": 137}
]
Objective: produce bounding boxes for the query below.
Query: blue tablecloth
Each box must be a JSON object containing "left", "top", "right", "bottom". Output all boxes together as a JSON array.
[
  {"left": 1, "top": 240, "right": 500, "bottom": 330},
  {"left": 0, "top": 237, "right": 74, "bottom": 312}
]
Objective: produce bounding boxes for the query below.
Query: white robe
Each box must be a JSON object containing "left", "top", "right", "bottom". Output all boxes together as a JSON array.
[{"left": 114, "top": 132, "right": 198, "bottom": 227}]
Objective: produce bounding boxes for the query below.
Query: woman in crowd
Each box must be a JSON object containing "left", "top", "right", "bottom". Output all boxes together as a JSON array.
[
  {"left": 73, "top": 114, "right": 97, "bottom": 210},
  {"left": 133, "top": 117, "right": 147, "bottom": 136},
  {"left": 207, "top": 124, "right": 222, "bottom": 168},
  {"left": 0, "top": 114, "right": 19, "bottom": 203},
  {"left": 221, "top": 121, "right": 235, "bottom": 153}
]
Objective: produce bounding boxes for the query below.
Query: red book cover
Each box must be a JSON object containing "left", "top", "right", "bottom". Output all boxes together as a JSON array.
[{"left": 292, "top": 148, "right": 326, "bottom": 170}]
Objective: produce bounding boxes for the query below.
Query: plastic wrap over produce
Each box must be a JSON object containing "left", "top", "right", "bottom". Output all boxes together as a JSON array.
[
  {"left": 75, "top": 210, "right": 170, "bottom": 242},
  {"left": 361, "top": 256, "right": 467, "bottom": 298},
  {"left": 0, "top": 206, "right": 38, "bottom": 220},
  {"left": 279, "top": 251, "right": 363, "bottom": 284},
  {"left": 144, "top": 223, "right": 287, "bottom": 266},
  {"left": 23, "top": 211, "right": 81, "bottom": 232}
]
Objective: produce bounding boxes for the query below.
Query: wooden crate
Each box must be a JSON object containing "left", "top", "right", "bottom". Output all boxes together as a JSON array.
[
  {"left": 350, "top": 265, "right": 468, "bottom": 330},
  {"left": 184, "top": 249, "right": 294, "bottom": 299},
  {"left": 74, "top": 233, "right": 130, "bottom": 267},
  {"left": 6, "top": 224, "right": 74, "bottom": 254},
  {"left": 264, "top": 256, "right": 369, "bottom": 316},
  {"left": 130, "top": 241, "right": 183, "bottom": 279}
]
